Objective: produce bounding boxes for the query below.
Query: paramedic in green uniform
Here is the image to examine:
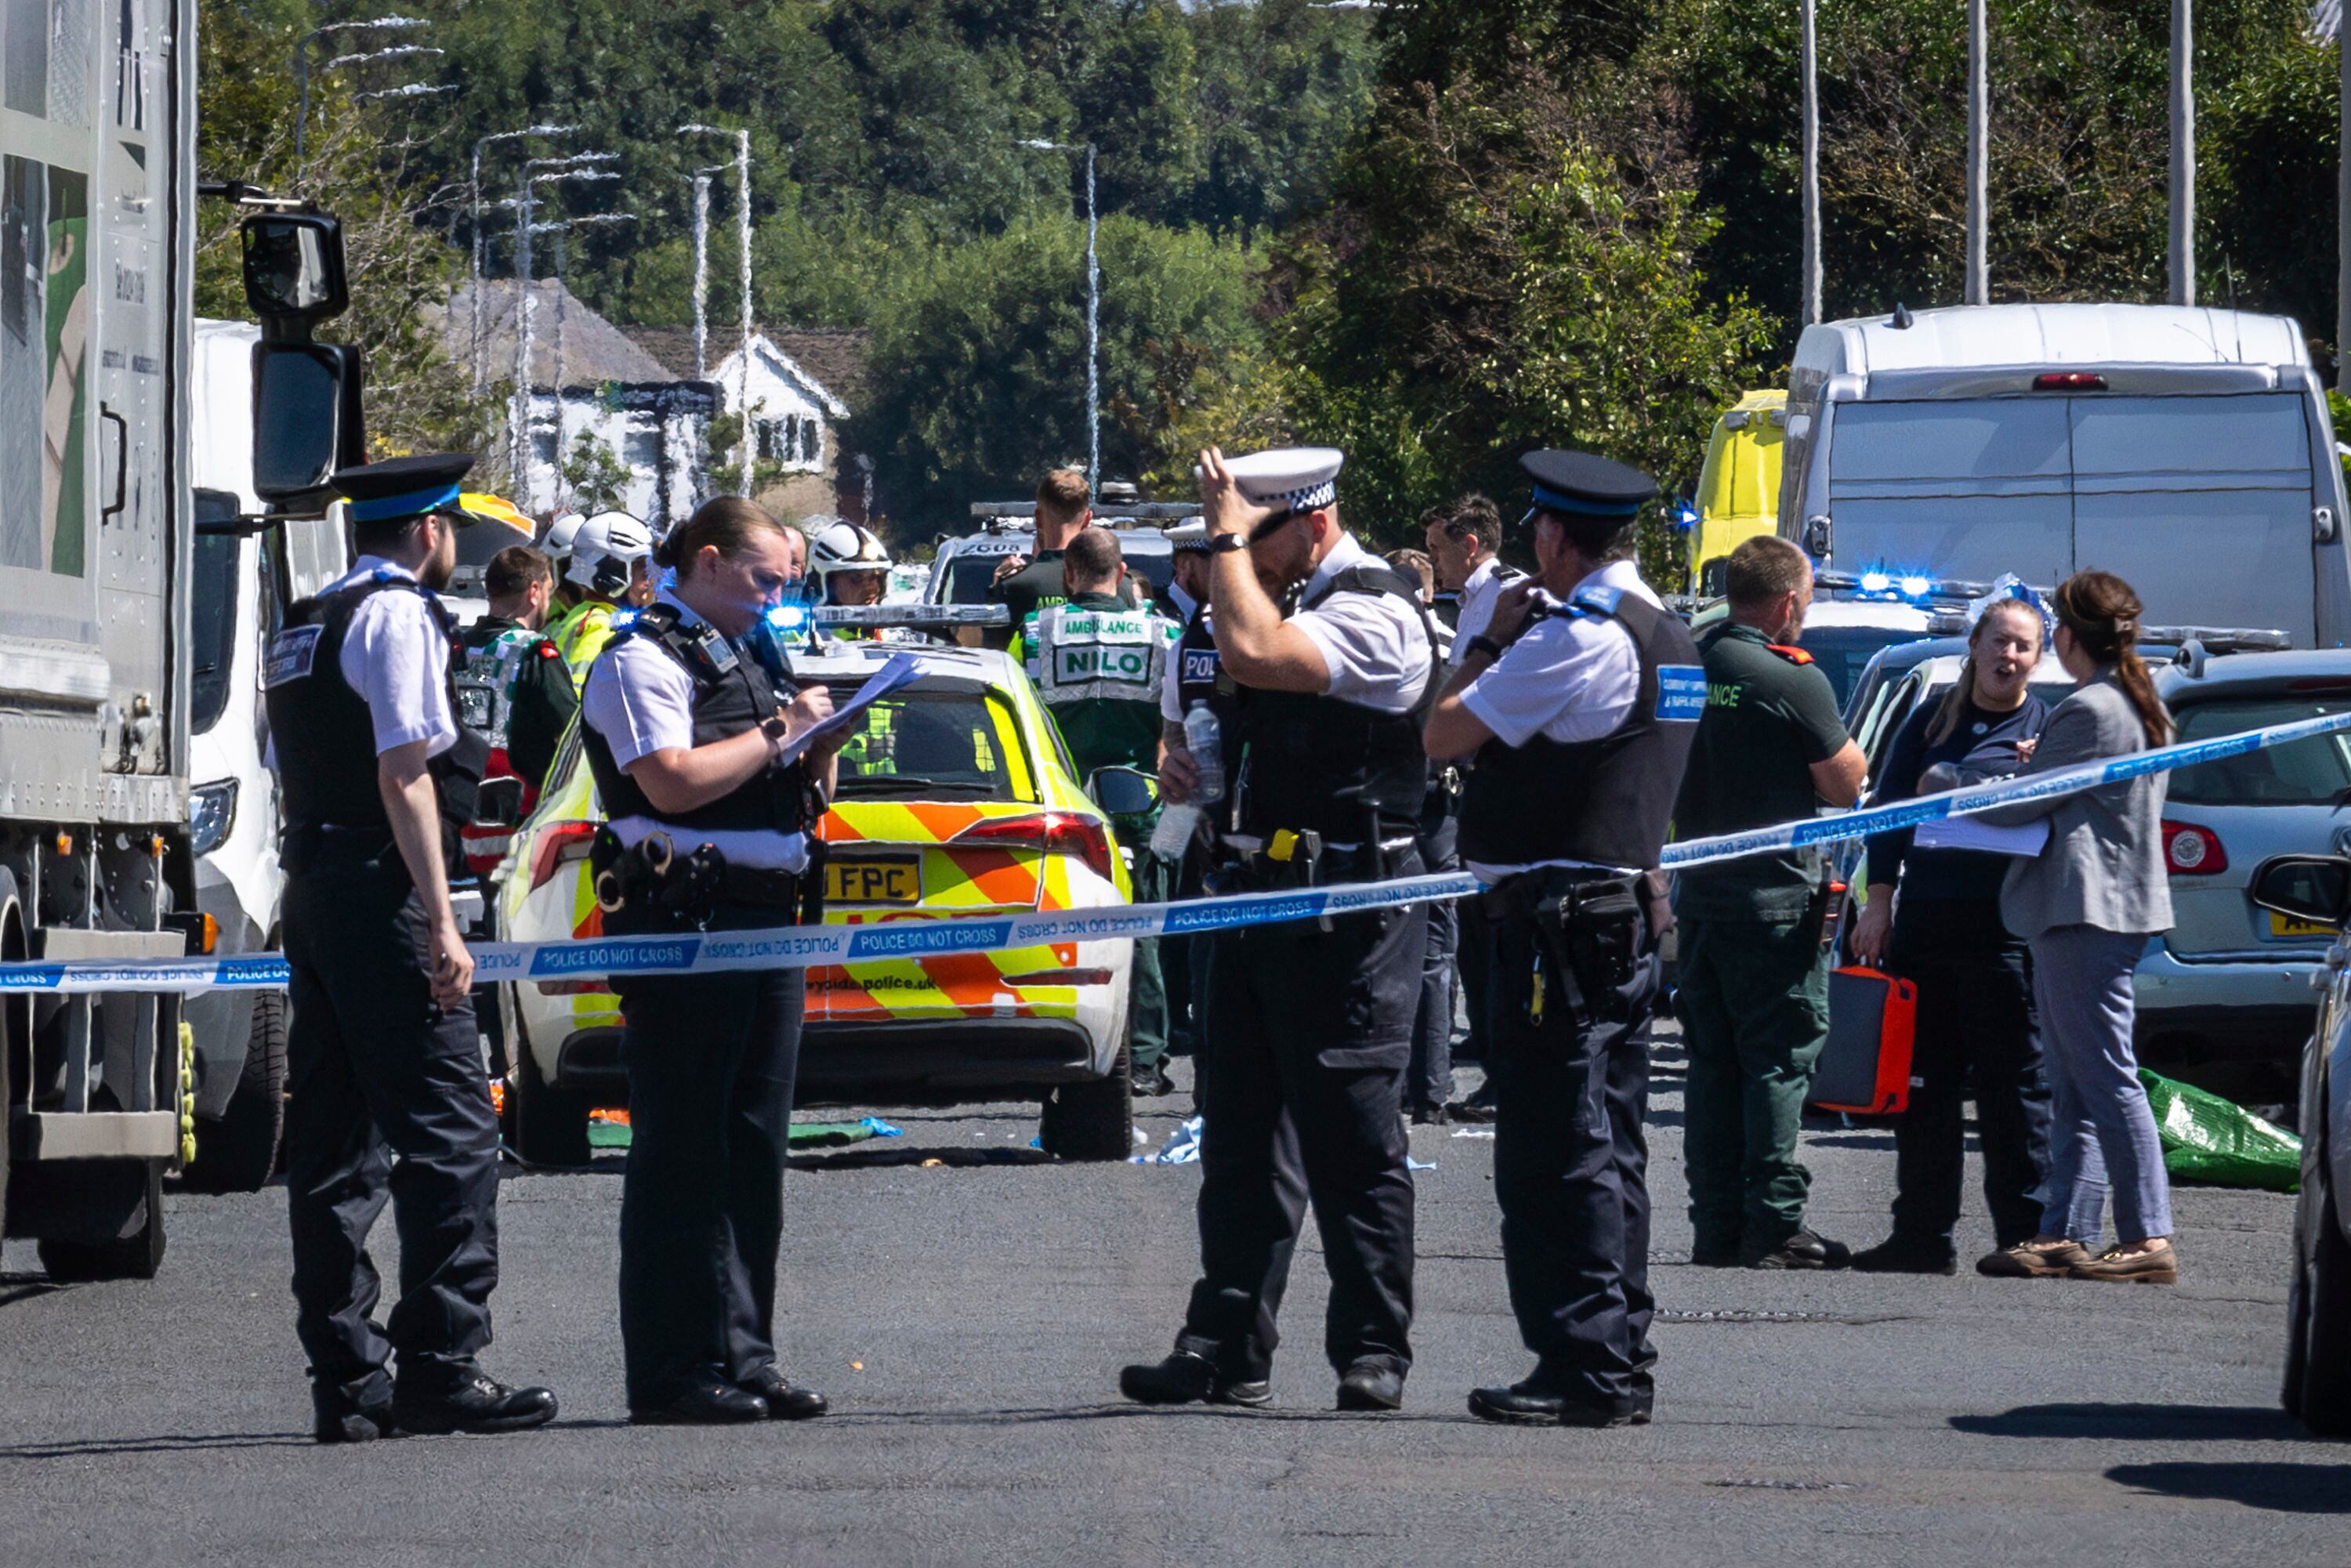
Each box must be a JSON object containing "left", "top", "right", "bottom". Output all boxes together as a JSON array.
[
  {"left": 1011, "top": 527, "right": 1181, "bottom": 1095},
  {"left": 1671, "top": 537, "right": 1867, "bottom": 1271}
]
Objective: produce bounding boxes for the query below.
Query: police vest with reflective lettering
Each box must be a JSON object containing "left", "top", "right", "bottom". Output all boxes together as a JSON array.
[{"left": 1457, "top": 582, "right": 1704, "bottom": 871}]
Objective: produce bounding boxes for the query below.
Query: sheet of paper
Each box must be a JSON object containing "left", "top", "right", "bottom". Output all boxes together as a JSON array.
[
  {"left": 774, "top": 652, "right": 923, "bottom": 769},
  {"left": 1911, "top": 815, "right": 2049, "bottom": 856}
]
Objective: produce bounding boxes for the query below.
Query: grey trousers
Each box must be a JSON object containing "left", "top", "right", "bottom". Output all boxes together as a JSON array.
[{"left": 2028, "top": 924, "right": 2173, "bottom": 1246}]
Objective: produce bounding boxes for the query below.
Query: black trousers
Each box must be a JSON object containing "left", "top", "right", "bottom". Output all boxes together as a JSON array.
[
  {"left": 1406, "top": 803, "right": 1458, "bottom": 1113},
  {"left": 611, "top": 899, "right": 804, "bottom": 1409},
  {"left": 1887, "top": 900, "right": 2052, "bottom": 1252},
  {"left": 1178, "top": 856, "right": 1425, "bottom": 1382},
  {"left": 1487, "top": 904, "right": 1657, "bottom": 1407},
  {"left": 1456, "top": 896, "right": 1494, "bottom": 1067},
  {"left": 282, "top": 841, "right": 501, "bottom": 1408}
]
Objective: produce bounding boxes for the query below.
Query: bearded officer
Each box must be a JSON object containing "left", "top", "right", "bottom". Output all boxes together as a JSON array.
[
  {"left": 1422, "top": 449, "right": 1704, "bottom": 1429},
  {"left": 263, "top": 454, "right": 557, "bottom": 1444},
  {"left": 1121, "top": 446, "right": 1435, "bottom": 1414}
]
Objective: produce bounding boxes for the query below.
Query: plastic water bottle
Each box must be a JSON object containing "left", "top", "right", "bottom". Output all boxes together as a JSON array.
[
  {"left": 1148, "top": 802, "right": 1201, "bottom": 860},
  {"left": 1183, "top": 701, "right": 1224, "bottom": 806}
]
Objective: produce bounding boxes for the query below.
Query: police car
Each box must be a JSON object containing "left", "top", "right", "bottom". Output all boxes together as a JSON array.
[{"left": 495, "top": 623, "right": 1143, "bottom": 1166}]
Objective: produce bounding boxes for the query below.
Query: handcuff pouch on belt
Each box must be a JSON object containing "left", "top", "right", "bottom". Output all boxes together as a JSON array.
[
  {"left": 594, "top": 830, "right": 726, "bottom": 927},
  {"left": 1483, "top": 867, "right": 1653, "bottom": 1026}
]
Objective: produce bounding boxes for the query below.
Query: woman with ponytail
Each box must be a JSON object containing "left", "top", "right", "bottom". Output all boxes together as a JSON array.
[
  {"left": 1847, "top": 592, "right": 2053, "bottom": 1273},
  {"left": 1973, "top": 570, "right": 2178, "bottom": 1284}
]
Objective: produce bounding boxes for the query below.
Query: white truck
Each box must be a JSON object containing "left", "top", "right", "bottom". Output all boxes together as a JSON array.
[
  {"left": 0, "top": 0, "right": 360, "bottom": 1272},
  {"left": 1779, "top": 303, "right": 2351, "bottom": 646}
]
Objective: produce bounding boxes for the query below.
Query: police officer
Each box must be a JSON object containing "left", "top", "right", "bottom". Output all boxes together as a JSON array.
[
  {"left": 457, "top": 545, "right": 577, "bottom": 795},
  {"left": 1422, "top": 449, "right": 1704, "bottom": 1428},
  {"left": 1157, "top": 520, "right": 1219, "bottom": 1066},
  {"left": 1672, "top": 536, "right": 1867, "bottom": 1269},
  {"left": 1121, "top": 445, "right": 1434, "bottom": 1414},
  {"left": 578, "top": 495, "right": 846, "bottom": 1425},
  {"left": 263, "top": 454, "right": 557, "bottom": 1444},
  {"left": 1011, "top": 528, "right": 1181, "bottom": 1095},
  {"left": 548, "top": 510, "right": 654, "bottom": 681}
]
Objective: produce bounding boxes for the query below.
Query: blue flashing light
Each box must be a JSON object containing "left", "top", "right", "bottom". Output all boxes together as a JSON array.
[
  {"left": 764, "top": 603, "right": 810, "bottom": 632},
  {"left": 1899, "top": 574, "right": 1933, "bottom": 599},
  {"left": 1858, "top": 570, "right": 1893, "bottom": 595}
]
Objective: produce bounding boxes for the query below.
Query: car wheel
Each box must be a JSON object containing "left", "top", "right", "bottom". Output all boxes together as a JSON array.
[
  {"left": 509, "top": 1022, "right": 592, "bottom": 1168},
  {"left": 37, "top": 1160, "right": 165, "bottom": 1282},
  {"left": 1038, "top": 1041, "right": 1134, "bottom": 1161},
  {"left": 180, "top": 991, "right": 288, "bottom": 1195},
  {"left": 2292, "top": 1167, "right": 2351, "bottom": 1436}
]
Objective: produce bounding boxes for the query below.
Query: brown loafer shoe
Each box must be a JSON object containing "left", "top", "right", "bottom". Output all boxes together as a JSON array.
[
  {"left": 1976, "top": 1240, "right": 2090, "bottom": 1277},
  {"left": 2068, "top": 1240, "right": 2177, "bottom": 1285}
]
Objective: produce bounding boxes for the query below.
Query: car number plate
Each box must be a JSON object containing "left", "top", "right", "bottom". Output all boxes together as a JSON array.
[
  {"left": 2269, "top": 910, "right": 2334, "bottom": 939},
  {"left": 827, "top": 856, "right": 922, "bottom": 907}
]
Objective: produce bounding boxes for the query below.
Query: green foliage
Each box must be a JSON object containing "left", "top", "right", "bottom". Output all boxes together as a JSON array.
[{"left": 556, "top": 429, "right": 634, "bottom": 513}]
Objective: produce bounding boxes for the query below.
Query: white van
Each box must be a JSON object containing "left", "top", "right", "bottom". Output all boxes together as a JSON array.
[{"left": 1779, "top": 303, "right": 2351, "bottom": 646}]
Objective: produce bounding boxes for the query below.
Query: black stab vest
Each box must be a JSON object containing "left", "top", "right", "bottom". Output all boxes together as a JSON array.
[
  {"left": 1458, "top": 584, "right": 1704, "bottom": 871},
  {"left": 1172, "top": 601, "right": 1236, "bottom": 732},
  {"left": 263, "top": 574, "right": 487, "bottom": 866},
  {"left": 579, "top": 603, "right": 811, "bottom": 837},
  {"left": 1230, "top": 561, "right": 1436, "bottom": 844}
]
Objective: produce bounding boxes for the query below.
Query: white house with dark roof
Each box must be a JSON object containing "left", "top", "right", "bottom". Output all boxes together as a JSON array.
[{"left": 629, "top": 327, "right": 868, "bottom": 523}]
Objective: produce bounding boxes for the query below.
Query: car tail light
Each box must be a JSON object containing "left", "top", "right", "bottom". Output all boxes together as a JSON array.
[
  {"left": 2034, "top": 371, "right": 2108, "bottom": 391},
  {"left": 953, "top": 812, "right": 1118, "bottom": 882},
  {"left": 530, "top": 820, "right": 600, "bottom": 893},
  {"left": 2161, "top": 820, "right": 2228, "bottom": 876}
]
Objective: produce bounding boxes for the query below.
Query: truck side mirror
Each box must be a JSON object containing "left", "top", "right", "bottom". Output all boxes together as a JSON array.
[
  {"left": 2249, "top": 854, "right": 2351, "bottom": 929},
  {"left": 251, "top": 341, "right": 364, "bottom": 512},
  {"left": 241, "top": 212, "right": 349, "bottom": 331}
]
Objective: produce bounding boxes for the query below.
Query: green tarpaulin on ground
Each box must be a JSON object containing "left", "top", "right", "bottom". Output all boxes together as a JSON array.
[
  {"left": 585, "top": 1116, "right": 904, "bottom": 1152},
  {"left": 2138, "top": 1070, "right": 2301, "bottom": 1193}
]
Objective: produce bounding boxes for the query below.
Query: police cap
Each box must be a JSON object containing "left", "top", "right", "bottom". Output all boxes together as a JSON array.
[
  {"left": 331, "top": 454, "right": 478, "bottom": 527},
  {"left": 1518, "top": 449, "right": 1656, "bottom": 521},
  {"left": 1165, "top": 520, "right": 1211, "bottom": 554},
  {"left": 1220, "top": 447, "right": 1343, "bottom": 513}
]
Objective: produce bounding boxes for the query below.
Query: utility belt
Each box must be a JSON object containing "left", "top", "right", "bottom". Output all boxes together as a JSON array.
[
  {"left": 590, "top": 827, "right": 825, "bottom": 929},
  {"left": 1481, "top": 866, "right": 1670, "bottom": 1027},
  {"left": 1210, "top": 826, "right": 1417, "bottom": 932},
  {"left": 281, "top": 820, "right": 397, "bottom": 877}
]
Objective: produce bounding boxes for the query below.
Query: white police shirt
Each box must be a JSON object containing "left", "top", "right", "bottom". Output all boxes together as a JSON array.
[
  {"left": 1291, "top": 531, "right": 1432, "bottom": 714},
  {"left": 1457, "top": 557, "right": 1656, "bottom": 881},
  {"left": 1448, "top": 554, "right": 1520, "bottom": 668},
  {"left": 263, "top": 556, "right": 458, "bottom": 770},
  {"left": 580, "top": 588, "right": 810, "bottom": 873}
]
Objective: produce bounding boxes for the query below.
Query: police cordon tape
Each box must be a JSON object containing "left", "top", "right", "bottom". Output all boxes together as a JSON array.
[{"left": 14, "top": 706, "right": 2351, "bottom": 996}]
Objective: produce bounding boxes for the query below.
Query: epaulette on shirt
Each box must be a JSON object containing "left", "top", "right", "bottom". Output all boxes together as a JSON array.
[
  {"left": 1567, "top": 583, "right": 1625, "bottom": 617},
  {"left": 1766, "top": 643, "right": 1815, "bottom": 665}
]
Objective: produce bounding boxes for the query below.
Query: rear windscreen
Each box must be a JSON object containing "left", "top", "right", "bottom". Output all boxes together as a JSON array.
[
  {"left": 830, "top": 688, "right": 1027, "bottom": 801},
  {"left": 1795, "top": 625, "right": 1933, "bottom": 712},
  {"left": 2168, "top": 697, "right": 2351, "bottom": 806}
]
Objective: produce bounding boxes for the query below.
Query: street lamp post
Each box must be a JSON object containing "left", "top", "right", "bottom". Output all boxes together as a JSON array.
[
  {"left": 1799, "top": 0, "right": 1820, "bottom": 325},
  {"left": 2169, "top": 0, "right": 2196, "bottom": 306},
  {"left": 1020, "top": 139, "right": 1099, "bottom": 495},
  {"left": 292, "top": 16, "right": 432, "bottom": 172},
  {"left": 1965, "top": 0, "right": 1989, "bottom": 305},
  {"left": 687, "top": 164, "right": 731, "bottom": 381},
  {"left": 680, "top": 125, "right": 754, "bottom": 493},
  {"left": 472, "top": 124, "right": 578, "bottom": 397},
  {"left": 511, "top": 154, "right": 621, "bottom": 487}
]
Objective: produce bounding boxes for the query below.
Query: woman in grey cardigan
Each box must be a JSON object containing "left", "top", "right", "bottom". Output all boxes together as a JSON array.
[{"left": 1973, "top": 570, "right": 2178, "bottom": 1284}]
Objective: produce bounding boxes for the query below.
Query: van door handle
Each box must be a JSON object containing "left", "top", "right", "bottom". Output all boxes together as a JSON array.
[
  {"left": 99, "top": 404, "right": 128, "bottom": 522},
  {"left": 2316, "top": 506, "right": 2338, "bottom": 545}
]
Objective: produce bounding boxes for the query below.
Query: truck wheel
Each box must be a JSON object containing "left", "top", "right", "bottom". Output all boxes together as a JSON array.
[
  {"left": 509, "top": 1032, "right": 592, "bottom": 1168},
  {"left": 1039, "top": 1043, "right": 1134, "bottom": 1161},
  {"left": 180, "top": 991, "right": 287, "bottom": 1195},
  {"left": 36, "top": 1160, "right": 165, "bottom": 1282},
  {"left": 2292, "top": 1170, "right": 2351, "bottom": 1436}
]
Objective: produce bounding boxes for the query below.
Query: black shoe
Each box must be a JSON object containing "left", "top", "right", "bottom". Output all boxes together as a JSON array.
[
  {"left": 390, "top": 1367, "right": 559, "bottom": 1436},
  {"left": 737, "top": 1366, "right": 829, "bottom": 1420},
  {"left": 312, "top": 1385, "right": 397, "bottom": 1445},
  {"left": 1848, "top": 1237, "right": 1959, "bottom": 1276},
  {"left": 1743, "top": 1229, "right": 1851, "bottom": 1270},
  {"left": 630, "top": 1379, "right": 770, "bottom": 1425},
  {"left": 1131, "top": 1065, "right": 1176, "bottom": 1098},
  {"left": 1335, "top": 1361, "right": 1404, "bottom": 1411},
  {"left": 1118, "top": 1351, "right": 1271, "bottom": 1407},
  {"left": 1689, "top": 1239, "right": 1741, "bottom": 1268},
  {"left": 1445, "top": 1095, "right": 1497, "bottom": 1125},
  {"left": 1468, "top": 1376, "right": 1651, "bottom": 1428},
  {"left": 1408, "top": 1103, "right": 1450, "bottom": 1127}
]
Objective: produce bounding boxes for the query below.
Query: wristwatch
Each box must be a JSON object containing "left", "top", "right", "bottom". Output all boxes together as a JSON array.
[
  {"left": 1208, "top": 533, "right": 1248, "bottom": 554},
  {"left": 1465, "top": 634, "right": 1506, "bottom": 662}
]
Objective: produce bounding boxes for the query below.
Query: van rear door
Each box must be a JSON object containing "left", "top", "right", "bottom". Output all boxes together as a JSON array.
[
  {"left": 2069, "top": 393, "right": 2315, "bottom": 643},
  {"left": 1824, "top": 400, "right": 2074, "bottom": 588}
]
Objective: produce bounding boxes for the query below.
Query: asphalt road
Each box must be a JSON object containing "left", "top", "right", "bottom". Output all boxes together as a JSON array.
[{"left": 4, "top": 1023, "right": 2344, "bottom": 1567}]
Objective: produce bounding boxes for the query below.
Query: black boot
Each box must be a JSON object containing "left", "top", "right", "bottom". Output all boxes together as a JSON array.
[
  {"left": 1848, "top": 1236, "right": 1959, "bottom": 1276},
  {"left": 1335, "top": 1360, "right": 1404, "bottom": 1411},
  {"left": 1742, "top": 1228, "right": 1851, "bottom": 1270},
  {"left": 737, "top": 1365, "right": 830, "bottom": 1420},
  {"left": 1118, "top": 1350, "right": 1270, "bottom": 1407},
  {"left": 311, "top": 1383, "right": 396, "bottom": 1445},
  {"left": 1469, "top": 1370, "right": 1652, "bottom": 1428},
  {"left": 390, "top": 1365, "right": 559, "bottom": 1436},
  {"left": 630, "top": 1378, "right": 770, "bottom": 1425}
]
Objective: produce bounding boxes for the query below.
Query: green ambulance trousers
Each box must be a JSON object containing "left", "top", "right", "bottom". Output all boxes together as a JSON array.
[
  {"left": 1675, "top": 915, "right": 1831, "bottom": 1252},
  {"left": 1128, "top": 847, "right": 1172, "bottom": 1077}
]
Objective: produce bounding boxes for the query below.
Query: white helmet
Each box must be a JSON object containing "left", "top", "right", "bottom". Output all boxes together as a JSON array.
[
  {"left": 808, "top": 518, "right": 892, "bottom": 578},
  {"left": 542, "top": 511, "right": 587, "bottom": 563},
  {"left": 567, "top": 510, "right": 653, "bottom": 595}
]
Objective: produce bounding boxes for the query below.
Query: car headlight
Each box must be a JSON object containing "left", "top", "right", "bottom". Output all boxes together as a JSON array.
[{"left": 190, "top": 778, "right": 238, "bottom": 856}]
